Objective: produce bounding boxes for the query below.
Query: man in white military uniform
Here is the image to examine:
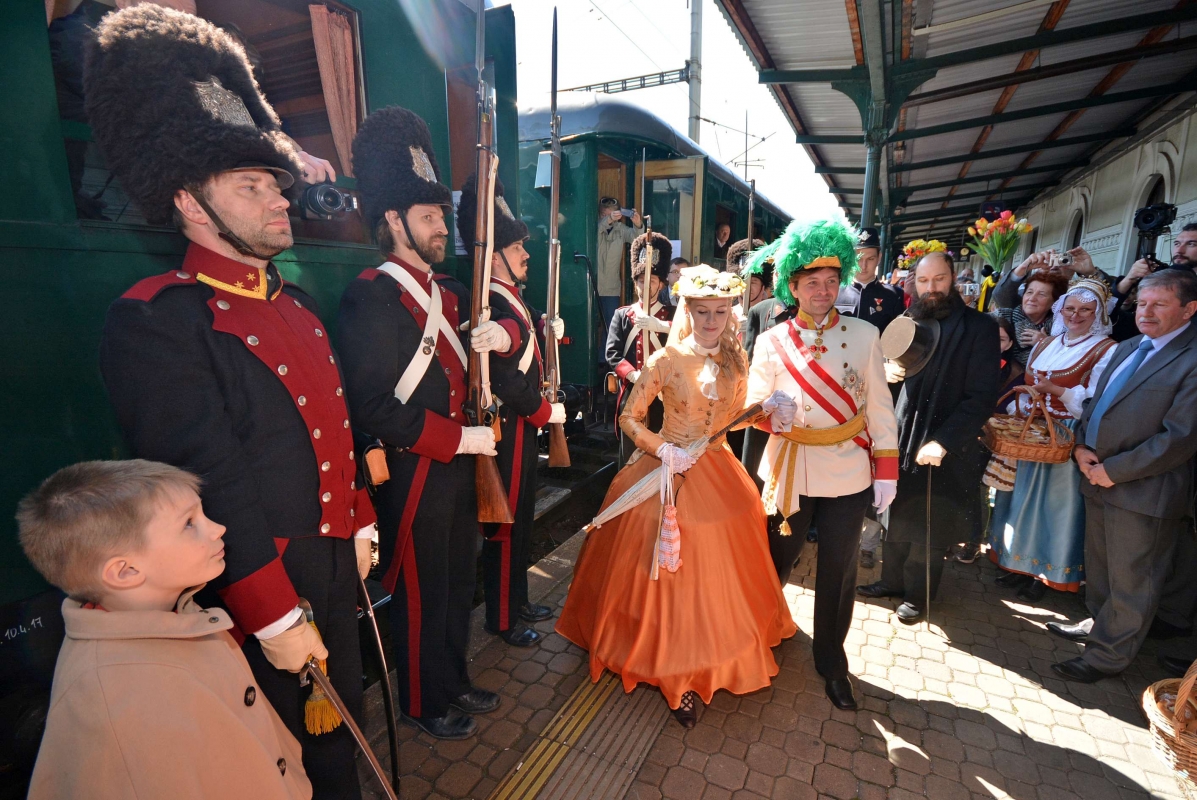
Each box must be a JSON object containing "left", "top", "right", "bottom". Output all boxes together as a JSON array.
[{"left": 745, "top": 218, "right": 899, "bottom": 712}]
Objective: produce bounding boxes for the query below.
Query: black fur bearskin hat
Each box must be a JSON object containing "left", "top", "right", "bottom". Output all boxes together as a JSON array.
[
  {"left": 726, "top": 238, "right": 766, "bottom": 276},
  {"left": 352, "top": 106, "right": 453, "bottom": 231},
  {"left": 630, "top": 231, "right": 673, "bottom": 282},
  {"left": 456, "top": 174, "right": 529, "bottom": 255},
  {"left": 83, "top": 4, "right": 302, "bottom": 226}
]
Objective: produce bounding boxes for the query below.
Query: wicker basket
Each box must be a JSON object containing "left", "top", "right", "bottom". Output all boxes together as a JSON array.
[
  {"left": 1142, "top": 659, "right": 1197, "bottom": 798},
  {"left": 981, "top": 386, "right": 1074, "bottom": 464}
]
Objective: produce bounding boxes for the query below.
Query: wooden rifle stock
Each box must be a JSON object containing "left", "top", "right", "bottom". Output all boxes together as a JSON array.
[
  {"left": 470, "top": 49, "right": 514, "bottom": 524},
  {"left": 641, "top": 215, "right": 653, "bottom": 363},
  {"left": 544, "top": 9, "right": 570, "bottom": 468}
]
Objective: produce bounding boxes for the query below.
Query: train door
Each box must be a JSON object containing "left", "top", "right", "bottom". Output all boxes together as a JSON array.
[
  {"left": 597, "top": 154, "right": 629, "bottom": 301},
  {"left": 634, "top": 156, "right": 705, "bottom": 268}
]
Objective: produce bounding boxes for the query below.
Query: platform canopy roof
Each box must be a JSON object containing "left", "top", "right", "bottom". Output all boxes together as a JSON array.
[{"left": 713, "top": 0, "right": 1197, "bottom": 250}]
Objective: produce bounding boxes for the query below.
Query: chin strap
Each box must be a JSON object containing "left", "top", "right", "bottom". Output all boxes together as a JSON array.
[{"left": 192, "top": 192, "right": 277, "bottom": 261}]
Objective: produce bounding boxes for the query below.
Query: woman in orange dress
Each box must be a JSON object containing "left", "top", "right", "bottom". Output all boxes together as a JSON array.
[{"left": 556, "top": 263, "right": 797, "bottom": 727}]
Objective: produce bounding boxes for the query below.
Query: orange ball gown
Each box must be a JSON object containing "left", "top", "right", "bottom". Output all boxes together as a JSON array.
[{"left": 555, "top": 340, "right": 796, "bottom": 709}]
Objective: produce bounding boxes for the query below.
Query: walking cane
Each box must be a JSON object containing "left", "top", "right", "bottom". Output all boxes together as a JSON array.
[
  {"left": 925, "top": 465, "right": 933, "bottom": 634},
  {"left": 358, "top": 575, "right": 400, "bottom": 793},
  {"left": 300, "top": 657, "right": 399, "bottom": 800}
]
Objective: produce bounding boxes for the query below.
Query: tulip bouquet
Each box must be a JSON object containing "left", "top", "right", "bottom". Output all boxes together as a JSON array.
[
  {"left": 968, "top": 211, "right": 1033, "bottom": 273},
  {"left": 899, "top": 238, "right": 949, "bottom": 270}
]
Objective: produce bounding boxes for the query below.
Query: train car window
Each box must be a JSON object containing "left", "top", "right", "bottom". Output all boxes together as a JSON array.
[
  {"left": 644, "top": 177, "right": 695, "bottom": 263},
  {"left": 48, "top": 0, "right": 369, "bottom": 244}
]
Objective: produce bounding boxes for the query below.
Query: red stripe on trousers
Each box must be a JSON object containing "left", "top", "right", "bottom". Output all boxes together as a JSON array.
[
  {"left": 401, "top": 534, "right": 422, "bottom": 717},
  {"left": 380, "top": 457, "right": 431, "bottom": 595},
  {"left": 496, "top": 421, "right": 525, "bottom": 628}
]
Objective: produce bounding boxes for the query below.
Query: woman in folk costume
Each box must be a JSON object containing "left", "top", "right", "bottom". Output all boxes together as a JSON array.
[
  {"left": 989, "top": 278, "right": 1116, "bottom": 602},
  {"left": 556, "top": 265, "right": 798, "bottom": 728}
]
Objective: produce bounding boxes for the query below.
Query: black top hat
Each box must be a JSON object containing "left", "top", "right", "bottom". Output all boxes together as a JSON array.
[
  {"left": 630, "top": 232, "right": 673, "bottom": 281},
  {"left": 856, "top": 227, "right": 881, "bottom": 250},
  {"left": 880, "top": 316, "right": 940, "bottom": 378},
  {"left": 352, "top": 106, "right": 452, "bottom": 231},
  {"left": 456, "top": 174, "right": 529, "bottom": 254},
  {"left": 83, "top": 4, "right": 302, "bottom": 226}
]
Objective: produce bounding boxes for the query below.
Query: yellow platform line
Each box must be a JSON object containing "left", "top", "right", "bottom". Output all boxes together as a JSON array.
[{"left": 489, "top": 672, "right": 620, "bottom": 800}]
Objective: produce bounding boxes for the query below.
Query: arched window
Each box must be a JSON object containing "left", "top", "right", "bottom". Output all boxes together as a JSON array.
[
  {"left": 1145, "top": 175, "right": 1166, "bottom": 208},
  {"left": 1068, "top": 214, "right": 1084, "bottom": 250}
]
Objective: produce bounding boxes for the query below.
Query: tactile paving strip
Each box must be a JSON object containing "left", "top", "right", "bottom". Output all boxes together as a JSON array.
[{"left": 489, "top": 671, "right": 670, "bottom": 799}]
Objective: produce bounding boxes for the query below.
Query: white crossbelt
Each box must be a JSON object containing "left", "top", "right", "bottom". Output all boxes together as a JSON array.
[
  {"left": 489, "top": 281, "right": 537, "bottom": 375},
  {"left": 378, "top": 262, "right": 468, "bottom": 403}
]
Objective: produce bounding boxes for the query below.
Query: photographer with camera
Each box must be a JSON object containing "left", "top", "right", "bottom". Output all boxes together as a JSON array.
[
  {"left": 1102, "top": 207, "right": 1192, "bottom": 340},
  {"left": 597, "top": 197, "right": 644, "bottom": 329}
]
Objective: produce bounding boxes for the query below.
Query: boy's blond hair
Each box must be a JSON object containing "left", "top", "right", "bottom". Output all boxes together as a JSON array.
[{"left": 17, "top": 460, "right": 201, "bottom": 603}]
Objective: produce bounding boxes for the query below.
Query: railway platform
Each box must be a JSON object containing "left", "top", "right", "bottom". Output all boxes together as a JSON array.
[{"left": 357, "top": 534, "right": 1191, "bottom": 800}]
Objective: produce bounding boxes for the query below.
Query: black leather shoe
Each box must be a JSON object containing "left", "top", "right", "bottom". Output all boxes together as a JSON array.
[
  {"left": 1158, "top": 654, "right": 1194, "bottom": 679},
  {"left": 895, "top": 602, "right": 923, "bottom": 624},
  {"left": 995, "top": 571, "right": 1031, "bottom": 588},
  {"left": 825, "top": 678, "right": 857, "bottom": 711},
  {"left": 519, "top": 602, "right": 554, "bottom": 623},
  {"left": 1050, "top": 656, "right": 1115, "bottom": 683},
  {"left": 1046, "top": 621, "right": 1090, "bottom": 643},
  {"left": 1148, "top": 618, "right": 1192, "bottom": 641},
  {"left": 403, "top": 709, "right": 477, "bottom": 740},
  {"left": 859, "top": 550, "right": 876, "bottom": 570},
  {"left": 451, "top": 688, "right": 500, "bottom": 714},
  {"left": 856, "top": 582, "right": 903, "bottom": 599},
  {"left": 485, "top": 622, "right": 541, "bottom": 647},
  {"left": 1016, "top": 580, "right": 1047, "bottom": 603}
]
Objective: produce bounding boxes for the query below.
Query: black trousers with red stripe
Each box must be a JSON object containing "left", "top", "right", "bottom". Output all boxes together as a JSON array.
[
  {"left": 482, "top": 407, "right": 540, "bottom": 631},
  {"left": 375, "top": 449, "right": 477, "bottom": 719},
  {"left": 240, "top": 536, "right": 362, "bottom": 800}
]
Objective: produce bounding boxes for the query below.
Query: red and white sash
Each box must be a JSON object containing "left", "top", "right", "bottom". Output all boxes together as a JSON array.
[{"left": 772, "top": 320, "right": 870, "bottom": 451}]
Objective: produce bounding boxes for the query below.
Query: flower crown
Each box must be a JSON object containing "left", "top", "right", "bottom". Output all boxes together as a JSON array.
[{"left": 674, "top": 264, "right": 746, "bottom": 299}]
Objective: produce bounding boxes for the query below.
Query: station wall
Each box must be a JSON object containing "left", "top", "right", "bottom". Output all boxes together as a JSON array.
[{"left": 1014, "top": 107, "right": 1197, "bottom": 276}]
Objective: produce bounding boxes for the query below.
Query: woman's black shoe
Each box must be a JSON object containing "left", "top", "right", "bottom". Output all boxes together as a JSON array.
[
  {"left": 1016, "top": 580, "right": 1047, "bottom": 603},
  {"left": 672, "top": 691, "right": 701, "bottom": 728},
  {"left": 995, "top": 571, "right": 1031, "bottom": 588}
]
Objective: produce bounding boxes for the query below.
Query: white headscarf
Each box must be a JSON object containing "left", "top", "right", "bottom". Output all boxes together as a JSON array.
[{"left": 1050, "top": 279, "right": 1113, "bottom": 337}]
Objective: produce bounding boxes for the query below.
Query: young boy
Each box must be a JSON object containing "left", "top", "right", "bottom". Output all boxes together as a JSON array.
[{"left": 18, "top": 460, "right": 313, "bottom": 800}]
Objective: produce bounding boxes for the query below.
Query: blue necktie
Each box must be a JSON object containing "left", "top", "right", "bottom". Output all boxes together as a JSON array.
[{"left": 1084, "top": 337, "right": 1154, "bottom": 448}]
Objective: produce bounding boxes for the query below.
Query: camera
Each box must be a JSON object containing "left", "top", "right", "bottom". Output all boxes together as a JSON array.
[
  {"left": 1051, "top": 252, "right": 1073, "bottom": 268},
  {"left": 292, "top": 182, "right": 358, "bottom": 221},
  {"left": 1133, "top": 202, "right": 1178, "bottom": 271}
]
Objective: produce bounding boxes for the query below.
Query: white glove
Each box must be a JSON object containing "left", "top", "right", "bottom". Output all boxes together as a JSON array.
[
  {"left": 872, "top": 480, "right": 897, "bottom": 513},
  {"left": 633, "top": 314, "right": 671, "bottom": 334},
  {"left": 355, "top": 536, "right": 372, "bottom": 580},
  {"left": 884, "top": 360, "right": 906, "bottom": 384},
  {"left": 470, "top": 321, "right": 512, "bottom": 354},
  {"left": 258, "top": 618, "right": 328, "bottom": 673},
  {"left": 548, "top": 403, "right": 567, "bottom": 424},
  {"left": 544, "top": 315, "right": 565, "bottom": 340},
  {"left": 656, "top": 442, "right": 696, "bottom": 475},
  {"left": 761, "top": 390, "right": 797, "bottom": 432},
  {"left": 456, "top": 426, "right": 498, "bottom": 456},
  {"left": 628, "top": 370, "right": 642, "bottom": 383},
  {"left": 915, "top": 441, "right": 947, "bottom": 466}
]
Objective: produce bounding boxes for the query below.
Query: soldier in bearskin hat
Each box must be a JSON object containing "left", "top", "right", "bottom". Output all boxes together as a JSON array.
[
  {"left": 88, "top": 6, "right": 373, "bottom": 796},
  {"left": 457, "top": 175, "right": 566, "bottom": 649},
  {"left": 746, "top": 219, "right": 900, "bottom": 713},
  {"left": 604, "top": 231, "right": 675, "bottom": 463},
  {"left": 335, "top": 106, "right": 523, "bottom": 740}
]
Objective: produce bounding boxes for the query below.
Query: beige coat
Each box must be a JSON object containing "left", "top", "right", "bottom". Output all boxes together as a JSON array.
[{"left": 29, "top": 589, "right": 311, "bottom": 800}]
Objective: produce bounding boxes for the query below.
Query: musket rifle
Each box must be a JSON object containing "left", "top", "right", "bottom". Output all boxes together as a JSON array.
[
  {"left": 469, "top": 0, "right": 515, "bottom": 524},
  {"left": 741, "top": 179, "right": 755, "bottom": 313},
  {"left": 543, "top": 8, "right": 570, "bottom": 468}
]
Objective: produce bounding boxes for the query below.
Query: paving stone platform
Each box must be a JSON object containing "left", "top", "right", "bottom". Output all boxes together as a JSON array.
[{"left": 358, "top": 536, "right": 1192, "bottom": 800}]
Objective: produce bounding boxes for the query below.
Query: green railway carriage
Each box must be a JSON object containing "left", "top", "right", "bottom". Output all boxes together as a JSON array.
[{"left": 517, "top": 93, "right": 790, "bottom": 389}]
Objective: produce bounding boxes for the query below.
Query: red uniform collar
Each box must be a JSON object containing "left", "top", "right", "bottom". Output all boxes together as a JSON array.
[{"left": 183, "top": 242, "right": 279, "bottom": 301}]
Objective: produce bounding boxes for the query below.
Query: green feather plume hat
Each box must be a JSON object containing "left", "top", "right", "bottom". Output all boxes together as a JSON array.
[{"left": 748, "top": 218, "right": 859, "bottom": 307}]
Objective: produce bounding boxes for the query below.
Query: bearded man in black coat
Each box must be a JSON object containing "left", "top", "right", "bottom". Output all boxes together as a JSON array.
[{"left": 857, "top": 252, "right": 1000, "bottom": 623}]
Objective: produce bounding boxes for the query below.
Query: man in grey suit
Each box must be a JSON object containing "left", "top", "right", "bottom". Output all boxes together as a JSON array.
[{"left": 1048, "top": 269, "right": 1197, "bottom": 682}]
